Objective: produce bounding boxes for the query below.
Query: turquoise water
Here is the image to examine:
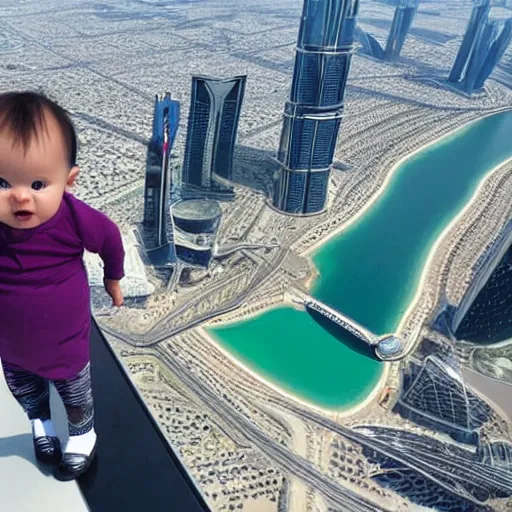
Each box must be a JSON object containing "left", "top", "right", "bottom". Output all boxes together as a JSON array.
[{"left": 210, "top": 110, "right": 512, "bottom": 409}]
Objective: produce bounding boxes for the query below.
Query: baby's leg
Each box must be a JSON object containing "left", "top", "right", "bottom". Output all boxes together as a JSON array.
[
  {"left": 1, "top": 360, "right": 61, "bottom": 463},
  {"left": 1, "top": 361, "right": 51, "bottom": 421},
  {"left": 53, "top": 361, "right": 96, "bottom": 456}
]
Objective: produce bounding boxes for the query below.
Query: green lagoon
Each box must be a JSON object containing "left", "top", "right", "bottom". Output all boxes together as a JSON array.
[{"left": 210, "top": 110, "right": 512, "bottom": 410}]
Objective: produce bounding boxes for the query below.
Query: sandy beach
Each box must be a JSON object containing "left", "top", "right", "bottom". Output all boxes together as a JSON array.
[
  {"left": 199, "top": 327, "right": 390, "bottom": 417},
  {"left": 209, "top": 107, "right": 512, "bottom": 344},
  {"left": 398, "top": 158, "right": 512, "bottom": 345},
  {"left": 201, "top": 108, "right": 512, "bottom": 411},
  {"left": 398, "top": 154, "right": 512, "bottom": 335},
  {"left": 301, "top": 106, "right": 512, "bottom": 259}
]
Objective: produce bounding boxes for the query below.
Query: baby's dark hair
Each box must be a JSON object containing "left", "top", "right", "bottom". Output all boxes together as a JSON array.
[{"left": 0, "top": 90, "right": 78, "bottom": 167}]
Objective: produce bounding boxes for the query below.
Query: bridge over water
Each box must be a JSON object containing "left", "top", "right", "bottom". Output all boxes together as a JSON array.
[{"left": 288, "top": 289, "right": 404, "bottom": 361}]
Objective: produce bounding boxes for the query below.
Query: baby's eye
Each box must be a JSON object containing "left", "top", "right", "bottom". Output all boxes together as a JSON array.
[
  {"left": 0, "top": 178, "right": 10, "bottom": 190},
  {"left": 31, "top": 180, "right": 46, "bottom": 191}
]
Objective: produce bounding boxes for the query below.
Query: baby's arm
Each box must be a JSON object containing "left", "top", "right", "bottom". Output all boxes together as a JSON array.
[{"left": 67, "top": 194, "right": 125, "bottom": 305}]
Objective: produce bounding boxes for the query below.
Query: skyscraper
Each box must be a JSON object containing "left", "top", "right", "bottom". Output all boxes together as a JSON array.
[
  {"left": 449, "top": 0, "right": 491, "bottom": 84},
  {"left": 272, "top": 0, "right": 359, "bottom": 215},
  {"left": 354, "top": 1, "right": 417, "bottom": 61},
  {"left": 462, "top": 20, "right": 498, "bottom": 93},
  {"left": 474, "top": 19, "right": 512, "bottom": 89},
  {"left": 181, "top": 75, "right": 246, "bottom": 198},
  {"left": 455, "top": 239, "right": 512, "bottom": 343},
  {"left": 143, "top": 93, "right": 180, "bottom": 266},
  {"left": 384, "top": 0, "right": 419, "bottom": 60},
  {"left": 448, "top": 1, "right": 512, "bottom": 94}
]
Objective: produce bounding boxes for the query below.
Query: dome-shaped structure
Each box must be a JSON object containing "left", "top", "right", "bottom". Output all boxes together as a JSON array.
[{"left": 376, "top": 336, "right": 402, "bottom": 359}]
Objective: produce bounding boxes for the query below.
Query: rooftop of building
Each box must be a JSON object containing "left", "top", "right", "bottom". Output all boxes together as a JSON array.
[{"left": 172, "top": 199, "right": 222, "bottom": 221}]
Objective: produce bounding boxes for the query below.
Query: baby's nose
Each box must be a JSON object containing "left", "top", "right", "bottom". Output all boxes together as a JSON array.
[{"left": 11, "top": 187, "right": 31, "bottom": 203}]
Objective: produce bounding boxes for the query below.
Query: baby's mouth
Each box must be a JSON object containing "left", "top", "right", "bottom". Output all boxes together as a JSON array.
[{"left": 14, "top": 210, "right": 34, "bottom": 220}]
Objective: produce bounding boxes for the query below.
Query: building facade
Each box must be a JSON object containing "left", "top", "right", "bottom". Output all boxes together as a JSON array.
[
  {"left": 181, "top": 75, "right": 246, "bottom": 198},
  {"left": 143, "top": 93, "right": 180, "bottom": 266},
  {"left": 384, "top": 1, "right": 419, "bottom": 60},
  {"left": 455, "top": 243, "right": 512, "bottom": 343},
  {"left": 395, "top": 356, "right": 490, "bottom": 445},
  {"left": 474, "top": 19, "right": 512, "bottom": 90},
  {"left": 449, "top": 0, "right": 491, "bottom": 84},
  {"left": 354, "top": 26, "right": 385, "bottom": 60},
  {"left": 171, "top": 199, "right": 222, "bottom": 268},
  {"left": 355, "top": 1, "right": 417, "bottom": 61},
  {"left": 448, "top": 0, "right": 512, "bottom": 94},
  {"left": 272, "top": 0, "right": 359, "bottom": 215}
]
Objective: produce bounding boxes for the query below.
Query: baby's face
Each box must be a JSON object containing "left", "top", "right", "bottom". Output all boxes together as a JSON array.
[{"left": 0, "top": 110, "right": 78, "bottom": 229}]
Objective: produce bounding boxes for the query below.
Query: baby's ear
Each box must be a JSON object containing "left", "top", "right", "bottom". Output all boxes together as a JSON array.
[{"left": 66, "top": 166, "right": 80, "bottom": 188}]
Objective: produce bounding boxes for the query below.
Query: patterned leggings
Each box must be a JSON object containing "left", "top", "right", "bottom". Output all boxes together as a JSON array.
[{"left": 1, "top": 361, "right": 94, "bottom": 436}]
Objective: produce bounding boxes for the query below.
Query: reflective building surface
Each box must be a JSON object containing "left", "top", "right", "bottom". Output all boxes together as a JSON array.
[
  {"left": 181, "top": 75, "right": 246, "bottom": 199},
  {"left": 448, "top": 0, "right": 512, "bottom": 94},
  {"left": 456, "top": 242, "right": 512, "bottom": 343},
  {"left": 272, "top": 0, "right": 359, "bottom": 215},
  {"left": 354, "top": 25, "right": 385, "bottom": 60},
  {"left": 352, "top": 424, "right": 512, "bottom": 511},
  {"left": 171, "top": 199, "right": 222, "bottom": 268},
  {"left": 143, "top": 93, "right": 180, "bottom": 266},
  {"left": 384, "top": 0, "right": 419, "bottom": 60},
  {"left": 355, "top": 0, "right": 418, "bottom": 61},
  {"left": 4, "top": 1, "right": 512, "bottom": 511}
]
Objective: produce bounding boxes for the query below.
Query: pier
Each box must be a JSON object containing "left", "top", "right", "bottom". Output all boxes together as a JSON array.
[{"left": 288, "top": 289, "right": 405, "bottom": 361}]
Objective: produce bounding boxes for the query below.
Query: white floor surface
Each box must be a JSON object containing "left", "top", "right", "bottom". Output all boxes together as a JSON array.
[{"left": 0, "top": 362, "right": 89, "bottom": 512}]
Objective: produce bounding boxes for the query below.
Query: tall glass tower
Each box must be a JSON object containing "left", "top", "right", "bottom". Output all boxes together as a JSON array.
[
  {"left": 272, "top": 0, "right": 360, "bottom": 215},
  {"left": 384, "top": 0, "right": 419, "bottom": 60},
  {"left": 463, "top": 20, "right": 498, "bottom": 92},
  {"left": 449, "top": 0, "right": 491, "bottom": 84},
  {"left": 143, "top": 93, "right": 180, "bottom": 266},
  {"left": 474, "top": 19, "right": 512, "bottom": 90},
  {"left": 449, "top": 1, "right": 512, "bottom": 94},
  {"left": 181, "top": 75, "right": 246, "bottom": 198}
]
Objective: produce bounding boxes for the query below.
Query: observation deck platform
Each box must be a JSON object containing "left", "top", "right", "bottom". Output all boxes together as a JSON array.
[{"left": 0, "top": 321, "right": 210, "bottom": 512}]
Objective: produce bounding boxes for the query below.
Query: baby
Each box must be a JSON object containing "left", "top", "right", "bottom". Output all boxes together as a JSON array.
[{"left": 0, "top": 91, "right": 125, "bottom": 481}]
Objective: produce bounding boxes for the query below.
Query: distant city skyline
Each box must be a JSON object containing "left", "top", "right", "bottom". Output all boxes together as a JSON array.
[{"left": 3, "top": 0, "right": 512, "bottom": 511}]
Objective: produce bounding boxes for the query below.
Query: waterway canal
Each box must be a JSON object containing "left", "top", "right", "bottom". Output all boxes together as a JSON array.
[{"left": 210, "top": 110, "right": 512, "bottom": 409}]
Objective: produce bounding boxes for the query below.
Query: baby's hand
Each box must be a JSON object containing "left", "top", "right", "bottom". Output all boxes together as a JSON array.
[{"left": 104, "top": 278, "right": 124, "bottom": 307}]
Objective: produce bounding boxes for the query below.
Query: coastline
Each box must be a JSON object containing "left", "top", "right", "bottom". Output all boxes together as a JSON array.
[
  {"left": 300, "top": 106, "right": 512, "bottom": 259},
  {"left": 209, "top": 109, "right": 512, "bottom": 334},
  {"left": 397, "top": 154, "right": 512, "bottom": 336},
  {"left": 199, "top": 107, "right": 512, "bottom": 414},
  {"left": 199, "top": 326, "right": 388, "bottom": 416},
  {"left": 205, "top": 300, "right": 289, "bottom": 328},
  {"left": 204, "top": 287, "right": 314, "bottom": 329}
]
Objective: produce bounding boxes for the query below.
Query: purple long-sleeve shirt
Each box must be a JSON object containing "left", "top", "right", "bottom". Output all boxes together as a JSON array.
[{"left": 0, "top": 192, "right": 124, "bottom": 380}]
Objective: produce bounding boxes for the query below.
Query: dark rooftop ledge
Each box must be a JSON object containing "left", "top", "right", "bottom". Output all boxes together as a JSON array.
[
  {"left": 82, "top": 319, "right": 211, "bottom": 511},
  {"left": 0, "top": 320, "right": 211, "bottom": 512}
]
